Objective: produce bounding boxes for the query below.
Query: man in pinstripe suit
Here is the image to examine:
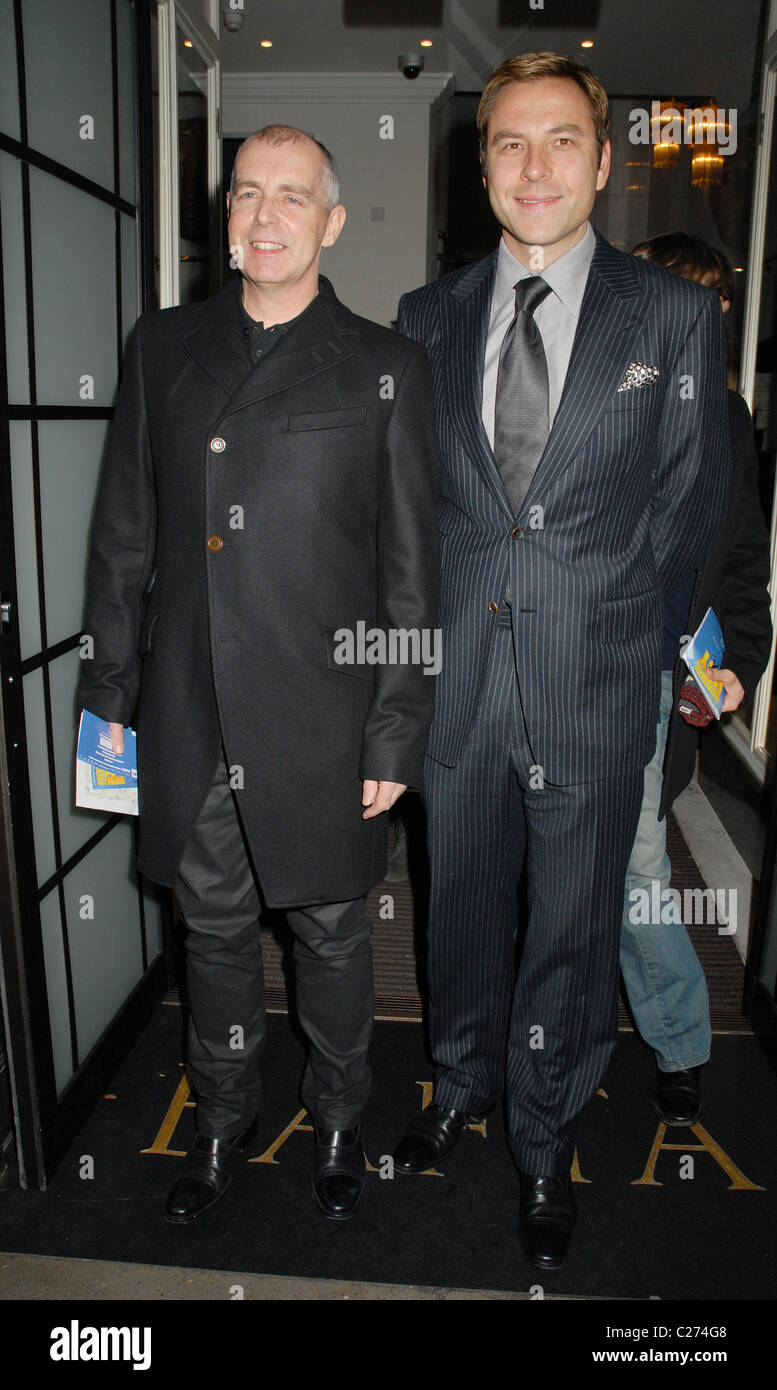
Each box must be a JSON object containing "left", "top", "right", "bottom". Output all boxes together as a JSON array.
[{"left": 392, "top": 53, "right": 730, "bottom": 1269}]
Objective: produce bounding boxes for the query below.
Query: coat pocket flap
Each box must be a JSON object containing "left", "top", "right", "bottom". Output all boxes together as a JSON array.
[
  {"left": 596, "top": 591, "right": 661, "bottom": 643},
  {"left": 287, "top": 407, "right": 367, "bottom": 432}
]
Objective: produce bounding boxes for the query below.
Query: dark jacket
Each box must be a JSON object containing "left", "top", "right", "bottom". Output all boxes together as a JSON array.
[
  {"left": 78, "top": 275, "right": 440, "bottom": 906},
  {"left": 660, "top": 390, "right": 772, "bottom": 816}
]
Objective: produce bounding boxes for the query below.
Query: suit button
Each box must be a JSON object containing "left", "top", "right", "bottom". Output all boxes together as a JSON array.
[
  {"left": 210, "top": 437, "right": 226, "bottom": 452},
  {"left": 511, "top": 525, "right": 525, "bottom": 539},
  {"left": 207, "top": 535, "right": 223, "bottom": 552},
  {"left": 487, "top": 600, "right": 499, "bottom": 614}
]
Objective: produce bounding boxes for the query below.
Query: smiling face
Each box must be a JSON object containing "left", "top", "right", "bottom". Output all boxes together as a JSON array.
[
  {"left": 226, "top": 134, "right": 346, "bottom": 320},
  {"left": 483, "top": 76, "right": 611, "bottom": 269}
]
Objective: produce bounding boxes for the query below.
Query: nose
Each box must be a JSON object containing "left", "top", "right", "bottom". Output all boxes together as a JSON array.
[
  {"left": 520, "top": 143, "right": 552, "bottom": 181},
  {"left": 250, "top": 194, "right": 272, "bottom": 224}
]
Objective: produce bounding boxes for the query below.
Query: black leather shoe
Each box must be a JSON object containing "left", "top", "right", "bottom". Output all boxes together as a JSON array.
[
  {"left": 393, "top": 1104, "right": 469, "bottom": 1173},
  {"left": 164, "top": 1132, "right": 241, "bottom": 1225},
  {"left": 518, "top": 1171, "right": 577, "bottom": 1271},
  {"left": 311, "top": 1127, "right": 365, "bottom": 1220},
  {"left": 651, "top": 1065, "right": 702, "bottom": 1126}
]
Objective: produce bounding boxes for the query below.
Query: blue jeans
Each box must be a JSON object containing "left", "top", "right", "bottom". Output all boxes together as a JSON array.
[{"left": 620, "top": 670, "right": 711, "bottom": 1072}]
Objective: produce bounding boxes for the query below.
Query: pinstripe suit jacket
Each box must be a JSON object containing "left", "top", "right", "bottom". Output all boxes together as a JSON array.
[{"left": 398, "top": 231, "right": 731, "bottom": 783}]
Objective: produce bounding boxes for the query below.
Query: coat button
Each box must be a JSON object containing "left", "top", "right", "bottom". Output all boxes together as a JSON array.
[
  {"left": 511, "top": 525, "right": 525, "bottom": 539},
  {"left": 210, "top": 437, "right": 226, "bottom": 452},
  {"left": 207, "top": 535, "right": 223, "bottom": 552},
  {"left": 488, "top": 600, "right": 499, "bottom": 614}
]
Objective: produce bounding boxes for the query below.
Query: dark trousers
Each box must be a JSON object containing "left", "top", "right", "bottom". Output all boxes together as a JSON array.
[
  {"left": 174, "top": 756, "right": 374, "bottom": 1138},
  {"left": 426, "top": 612, "right": 644, "bottom": 1175}
]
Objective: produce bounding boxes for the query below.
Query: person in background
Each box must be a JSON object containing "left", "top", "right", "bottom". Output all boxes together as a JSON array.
[{"left": 621, "top": 231, "right": 773, "bottom": 1127}]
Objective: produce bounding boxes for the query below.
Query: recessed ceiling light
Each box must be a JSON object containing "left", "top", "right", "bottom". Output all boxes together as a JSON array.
[
  {"left": 183, "top": 38, "right": 193, "bottom": 48},
  {"left": 260, "top": 39, "right": 273, "bottom": 48},
  {"left": 581, "top": 40, "right": 594, "bottom": 48},
  {"left": 420, "top": 39, "right": 433, "bottom": 48}
]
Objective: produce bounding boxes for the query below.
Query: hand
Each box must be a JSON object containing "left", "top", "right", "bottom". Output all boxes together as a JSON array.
[
  {"left": 361, "top": 779, "right": 407, "bottom": 819},
  {"left": 707, "top": 667, "right": 745, "bottom": 713},
  {"left": 108, "top": 721, "right": 124, "bottom": 755}
]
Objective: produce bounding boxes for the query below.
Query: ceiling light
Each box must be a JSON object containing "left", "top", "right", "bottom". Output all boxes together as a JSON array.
[
  {"left": 420, "top": 40, "right": 433, "bottom": 47},
  {"left": 581, "top": 40, "right": 594, "bottom": 48},
  {"left": 183, "top": 39, "right": 193, "bottom": 48},
  {"left": 260, "top": 39, "right": 273, "bottom": 48}
]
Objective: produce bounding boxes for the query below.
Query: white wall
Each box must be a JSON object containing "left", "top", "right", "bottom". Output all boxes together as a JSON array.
[{"left": 222, "top": 73, "right": 454, "bottom": 325}]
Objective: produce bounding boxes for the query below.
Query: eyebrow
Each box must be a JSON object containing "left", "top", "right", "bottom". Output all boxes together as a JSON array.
[
  {"left": 233, "top": 177, "right": 313, "bottom": 197},
  {"left": 491, "top": 123, "right": 587, "bottom": 141}
]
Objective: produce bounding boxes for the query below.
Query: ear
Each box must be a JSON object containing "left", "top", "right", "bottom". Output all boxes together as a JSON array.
[
  {"left": 322, "top": 204, "right": 347, "bottom": 248},
  {"left": 225, "top": 191, "right": 231, "bottom": 214},
  {"left": 596, "top": 138, "right": 612, "bottom": 192}
]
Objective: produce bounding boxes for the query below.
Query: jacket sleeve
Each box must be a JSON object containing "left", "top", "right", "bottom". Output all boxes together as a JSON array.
[
  {"left": 77, "top": 317, "right": 157, "bottom": 726},
  {"left": 716, "top": 392, "right": 773, "bottom": 702},
  {"left": 651, "top": 291, "right": 731, "bottom": 600},
  {"left": 358, "top": 339, "right": 440, "bottom": 790}
]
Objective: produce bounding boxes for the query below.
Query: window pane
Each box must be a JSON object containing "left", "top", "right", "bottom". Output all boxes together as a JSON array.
[
  {"left": 39, "top": 889, "right": 73, "bottom": 1096},
  {"left": 63, "top": 820, "right": 143, "bottom": 1064},
  {"left": 24, "top": 0, "right": 114, "bottom": 191},
  {"left": 0, "top": 153, "right": 30, "bottom": 405},
  {"left": 22, "top": 668, "right": 55, "bottom": 886},
  {"left": 29, "top": 169, "right": 117, "bottom": 405},
  {"left": 38, "top": 419, "right": 108, "bottom": 648},
  {"left": 0, "top": 0, "right": 20, "bottom": 141},
  {"left": 10, "top": 421, "right": 42, "bottom": 660}
]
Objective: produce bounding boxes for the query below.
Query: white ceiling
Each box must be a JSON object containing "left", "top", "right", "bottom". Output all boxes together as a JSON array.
[{"left": 217, "top": 0, "right": 766, "bottom": 108}]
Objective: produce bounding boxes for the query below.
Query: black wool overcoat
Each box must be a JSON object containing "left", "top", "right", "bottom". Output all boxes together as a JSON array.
[{"left": 78, "top": 275, "right": 440, "bottom": 906}]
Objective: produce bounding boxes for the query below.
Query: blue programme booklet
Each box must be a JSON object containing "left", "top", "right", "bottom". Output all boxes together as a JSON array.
[
  {"left": 75, "top": 710, "right": 138, "bottom": 815},
  {"left": 682, "top": 606, "right": 726, "bottom": 720}
]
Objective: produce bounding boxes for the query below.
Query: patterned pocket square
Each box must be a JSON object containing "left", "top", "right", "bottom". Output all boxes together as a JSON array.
[{"left": 617, "top": 362, "right": 661, "bottom": 392}]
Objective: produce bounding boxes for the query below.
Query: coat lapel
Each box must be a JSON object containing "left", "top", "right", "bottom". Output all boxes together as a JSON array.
[
  {"left": 441, "top": 252, "right": 514, "bottom": 517},
  {"left": 519, "top": 232, "right": 652, "bottom": 512},
  {"left": 178, "top": 275, "right": 355, "bottom": 422}
]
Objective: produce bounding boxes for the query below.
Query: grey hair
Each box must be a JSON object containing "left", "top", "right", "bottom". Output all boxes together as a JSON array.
[{"left": 228, "top": 125, "right": 340, "bottom": 208}]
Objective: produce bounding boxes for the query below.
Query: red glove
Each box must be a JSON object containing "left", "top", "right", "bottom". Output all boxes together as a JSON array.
[{"left": 677, "top": 681, "right": 714, "bottom": 728}]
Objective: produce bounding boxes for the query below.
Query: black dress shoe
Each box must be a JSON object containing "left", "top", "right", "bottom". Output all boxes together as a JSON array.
[
  {"left": 651, "top": 1065, "right": 702, "bottom": 1126},
  {"left": 164, "top": 1132, "right": 241, "bottom": 1225},
  {"left": 518, "top": 1171, "right": 577, "bottom": 1271},
  {"left": 311, "top": 1127, "right": 365, "bottom": 1220},
  {"left": 393, "top": 1104, "right": 469, "bottom": 1173}
]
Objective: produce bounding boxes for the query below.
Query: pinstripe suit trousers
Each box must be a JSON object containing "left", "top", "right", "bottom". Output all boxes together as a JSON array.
[{"left": 425, "top": 611, "right": 644, "bottom": 1175}]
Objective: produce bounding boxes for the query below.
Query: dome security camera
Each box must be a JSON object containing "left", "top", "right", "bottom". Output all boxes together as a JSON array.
[{"left": 398, "top": 52, "right": 424, "bottom": 80}]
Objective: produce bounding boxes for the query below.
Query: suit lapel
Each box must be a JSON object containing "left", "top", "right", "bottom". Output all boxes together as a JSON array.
[
  {"left": 178, "top": 275, "right": 355, "bottom": 421},
  {"left": 520, "top": 233, "right": 652, "bottom": 511},
  {"left": 441, "top": 252, "right": 513, "bottom": 518}
]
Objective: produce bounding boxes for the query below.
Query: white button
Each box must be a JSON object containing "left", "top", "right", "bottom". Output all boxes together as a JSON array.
[{"left": 210, "top": 437, "right": 226, "bottom": 452}]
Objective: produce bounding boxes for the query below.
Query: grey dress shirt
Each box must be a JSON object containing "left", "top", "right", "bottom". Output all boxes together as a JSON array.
[{"left": 482, "top": 223, "right": 596, "bottom": 448}]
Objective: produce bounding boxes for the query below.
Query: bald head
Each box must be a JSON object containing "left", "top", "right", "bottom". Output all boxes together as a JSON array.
[{"left": 229, "top": 126, "right": 340, "bottom": 209}]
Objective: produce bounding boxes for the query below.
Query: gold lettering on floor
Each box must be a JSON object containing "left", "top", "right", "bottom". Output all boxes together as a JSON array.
[
  {"left": 140, "top": 1073, "right": 195, "bottom": 1157},
  {"left": 632, "top": 1122, "right": 765, "bottom": 1190},
  {"left": 249, "top": 1108, "right": 313, "bottom": 1165},
  {"left": 249, "top": 1108, "right": 382, "bottom": 1172}
]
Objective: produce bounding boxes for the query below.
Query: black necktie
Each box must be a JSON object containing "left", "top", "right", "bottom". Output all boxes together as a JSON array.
[{"left": 493, "top": 276, "right": 552, "bottom": 516}]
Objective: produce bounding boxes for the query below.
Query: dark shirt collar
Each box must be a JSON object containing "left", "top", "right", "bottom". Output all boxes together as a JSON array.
[{"left": 238, "top": 286, "right": 324, "bottom": 364}]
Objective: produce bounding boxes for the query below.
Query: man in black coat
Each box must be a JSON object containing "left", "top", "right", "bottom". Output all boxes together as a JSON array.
[{"left": 78, "top": 126, "right": 439, "bottom": 1223}]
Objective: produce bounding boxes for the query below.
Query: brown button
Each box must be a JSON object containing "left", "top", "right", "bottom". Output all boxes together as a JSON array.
[
  {"left": 210, "top": 437, "right": 226, "bottom": 453},
  {"left": 511, "top": 525, "right": 525, "bottom": 539},
  {"left": 487, "top": 600, "right": 499, "bottom": 614},
  {"left": 207, "top": 535, "right": 223, "bottom": 552}
]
